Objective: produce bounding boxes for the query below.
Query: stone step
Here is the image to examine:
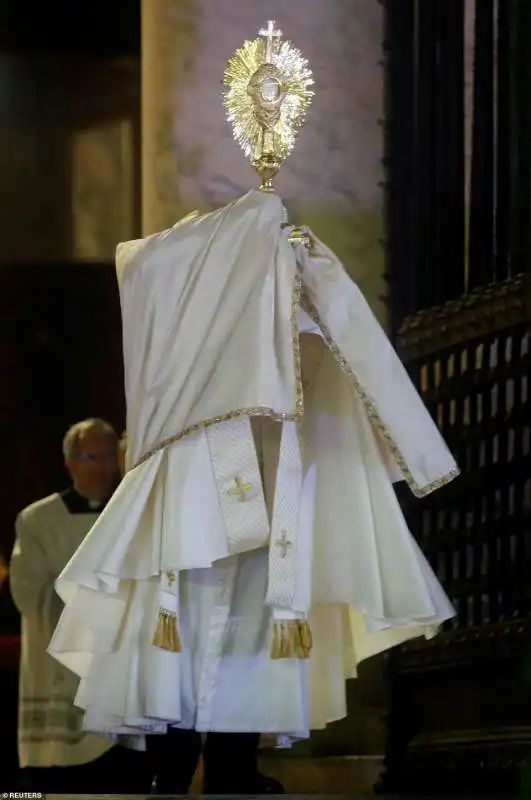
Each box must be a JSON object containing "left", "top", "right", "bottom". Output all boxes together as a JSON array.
[
  {"left": 188, "top": 751, "right": 384, "bottom": 794},
  {"left": 260, "top": 755, "right": 383, "bottom": 795},
  {"left": 187, "top": 754, "right": 384, "bottom": 794},
  {"left": 46, "top": 755, "right": 384, "bottom": 797}
]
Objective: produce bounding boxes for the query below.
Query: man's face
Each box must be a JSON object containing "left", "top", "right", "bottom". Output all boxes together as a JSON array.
[{"left": 66, "top": 429, "right": 120, "bottom": 501}]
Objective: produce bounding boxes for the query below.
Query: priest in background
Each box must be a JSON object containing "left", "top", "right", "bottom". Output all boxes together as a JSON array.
[
  {"left": 9, "top": 418, "right": 153, "bottom": 794},
  {"left": 0, "top": 551, "right": 18, "bottom": 632}
]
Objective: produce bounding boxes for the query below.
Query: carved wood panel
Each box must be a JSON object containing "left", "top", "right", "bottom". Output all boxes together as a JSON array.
[{"left": 378, "top": 275, "right": 531, "bottom": 795}]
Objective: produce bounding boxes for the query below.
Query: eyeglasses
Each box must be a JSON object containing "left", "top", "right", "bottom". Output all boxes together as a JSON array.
[{"left": 76, "top": 451, "right": 118, "bottom": 464}]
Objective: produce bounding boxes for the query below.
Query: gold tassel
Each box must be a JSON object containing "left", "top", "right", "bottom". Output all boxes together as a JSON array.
[
  {"left": 152, "top": 608, "right": 182, "bottom": 652},
  {"left": 270, "top": 620, "right": 313, "bottom": 660}
]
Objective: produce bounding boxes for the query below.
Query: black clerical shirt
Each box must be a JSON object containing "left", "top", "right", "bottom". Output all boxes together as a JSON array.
[{"left": 59, "top": 487, "right": 110, "bottom": 515}]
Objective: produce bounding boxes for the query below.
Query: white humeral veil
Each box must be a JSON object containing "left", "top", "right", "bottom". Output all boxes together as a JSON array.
[{"left": 48, "top": 190, "right": 458, "bottom": 745}]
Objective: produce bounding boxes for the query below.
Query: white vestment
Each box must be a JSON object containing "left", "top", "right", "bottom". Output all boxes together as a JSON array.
[
  {"left": 48, "top": 190, "right": 458, "bottom": 746},
  {"left": 10, "top": 492, "right": 113, "bottom": 767}
]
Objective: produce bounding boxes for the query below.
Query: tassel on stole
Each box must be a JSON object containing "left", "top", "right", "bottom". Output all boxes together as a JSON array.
[
  {"left": 270, "top": 619, "right": 313, "bottom": 659},
  {"left": 152, "top": 608, "right": 182, "bottom": 653},
  {"left": 152, "top": 610, "right": 312, "bottom": 659}
]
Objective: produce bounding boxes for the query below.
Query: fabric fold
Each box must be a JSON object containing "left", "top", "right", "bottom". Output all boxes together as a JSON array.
[
  {"left": 46, "top": 189, "right": 458, "bottom": 743},
  {"left": 296, "top": 229, "right": 460, "bottom": 497}
]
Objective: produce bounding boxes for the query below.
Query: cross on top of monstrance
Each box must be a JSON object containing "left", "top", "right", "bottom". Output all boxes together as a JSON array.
[
  {"left": 223, "top": 20, "right": 314, "bottom": 193},
  {"left": 259, "top": 20, "right": 282, "bottom": 63}
]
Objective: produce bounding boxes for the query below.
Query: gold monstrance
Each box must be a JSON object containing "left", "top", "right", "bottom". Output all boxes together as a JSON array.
[{"left": 223, "top": 20, "right": 314, "bottom": 193}]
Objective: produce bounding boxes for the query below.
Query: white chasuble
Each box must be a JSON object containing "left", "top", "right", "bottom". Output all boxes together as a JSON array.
[{"left": 48, "top": 190, "right": 458, "bottom": 745}]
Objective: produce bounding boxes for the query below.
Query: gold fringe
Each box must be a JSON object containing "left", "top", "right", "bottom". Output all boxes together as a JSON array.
[
  {"left": 152, "top": 608, "right": 182, "bottom": 652},
  {"left": 270, "top": 620, "right": 312, "bottom": 659}
]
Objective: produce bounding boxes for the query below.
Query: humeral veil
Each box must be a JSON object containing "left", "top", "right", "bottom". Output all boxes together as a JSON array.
[{"left": 48, "top": 188, "right": 458, "bottom": 745}]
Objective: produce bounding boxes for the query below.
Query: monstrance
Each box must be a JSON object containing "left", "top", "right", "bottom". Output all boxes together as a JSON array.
[{"left": 223, "top": 20, "right": 314, "bottom": 198}]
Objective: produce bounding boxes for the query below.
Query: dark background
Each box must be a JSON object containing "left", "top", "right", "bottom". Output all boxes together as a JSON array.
[
  {"left": 0, "top": 5, "right": 142, "bottom": 783},
  {"left": 0, "top": 1, "right": 141, "bottom": 565},
  {"left": 0, "top": 2, "right": 140, "bottom": 57}
]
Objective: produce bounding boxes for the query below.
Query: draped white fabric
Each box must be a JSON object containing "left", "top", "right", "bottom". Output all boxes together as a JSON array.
[
  {"left": 297, "top": 231, "right": 458, "bottom": 495},
  {"left": 118, "top": 192, "right": 297, "bottom": 468},
  {"left": 48, "top": 190, "right": 458, "bottom": 743}
]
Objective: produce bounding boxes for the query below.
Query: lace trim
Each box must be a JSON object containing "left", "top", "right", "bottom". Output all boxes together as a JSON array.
[
  {"left": 300, "top": 293, "right": 460, "bottom": 498},
  {"left": 133, "top": 277, "right": 460, "bottom": 498}
]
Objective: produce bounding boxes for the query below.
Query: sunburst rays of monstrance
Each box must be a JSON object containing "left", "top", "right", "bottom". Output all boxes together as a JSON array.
[{"left": 223, "top": 20, "right": 314, "bottom": 194}]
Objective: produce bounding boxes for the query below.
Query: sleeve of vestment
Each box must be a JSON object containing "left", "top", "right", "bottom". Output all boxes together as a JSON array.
[{"left": 9, "top": 510, "right": 63, "bottom": 637}]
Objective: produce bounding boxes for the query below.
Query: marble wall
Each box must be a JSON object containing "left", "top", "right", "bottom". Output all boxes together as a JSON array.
[
  {"left": 142, "top": 0, "right": 387, "bottom": 322},
  {"left": 71, "top": 119, "right": 135, "bottom": 262}
]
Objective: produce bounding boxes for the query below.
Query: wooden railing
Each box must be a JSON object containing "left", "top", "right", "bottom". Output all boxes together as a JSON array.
[{"left": 377, "top": 273, "right": 531, "bottom": 796}]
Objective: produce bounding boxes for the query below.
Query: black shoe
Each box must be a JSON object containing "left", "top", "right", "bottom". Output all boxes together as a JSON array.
[
  {"left": 148, "top": 727, "right": 202, "bottom": 795},
  {"left": 203, "top": 770, "right": 284, "bottom": 795}
]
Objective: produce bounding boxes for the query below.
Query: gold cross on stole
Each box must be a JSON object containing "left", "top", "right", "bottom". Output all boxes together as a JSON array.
[
  {"left": 228, "top": 476, "right": 253, "bottom": 503},
  {"left": 276, "top": 531, "right": 292, "bottom": 558},
  {"left": 166, "top": 571, "right": 176, "bottom": 586}
]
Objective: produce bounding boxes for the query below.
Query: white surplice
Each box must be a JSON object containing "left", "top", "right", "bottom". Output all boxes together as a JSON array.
[
  {"left": 10, "top": 493, "right": 113, "bottom": 767},
  {"left": 48, "top": 190, "right": 458, "bottom": 746}
]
